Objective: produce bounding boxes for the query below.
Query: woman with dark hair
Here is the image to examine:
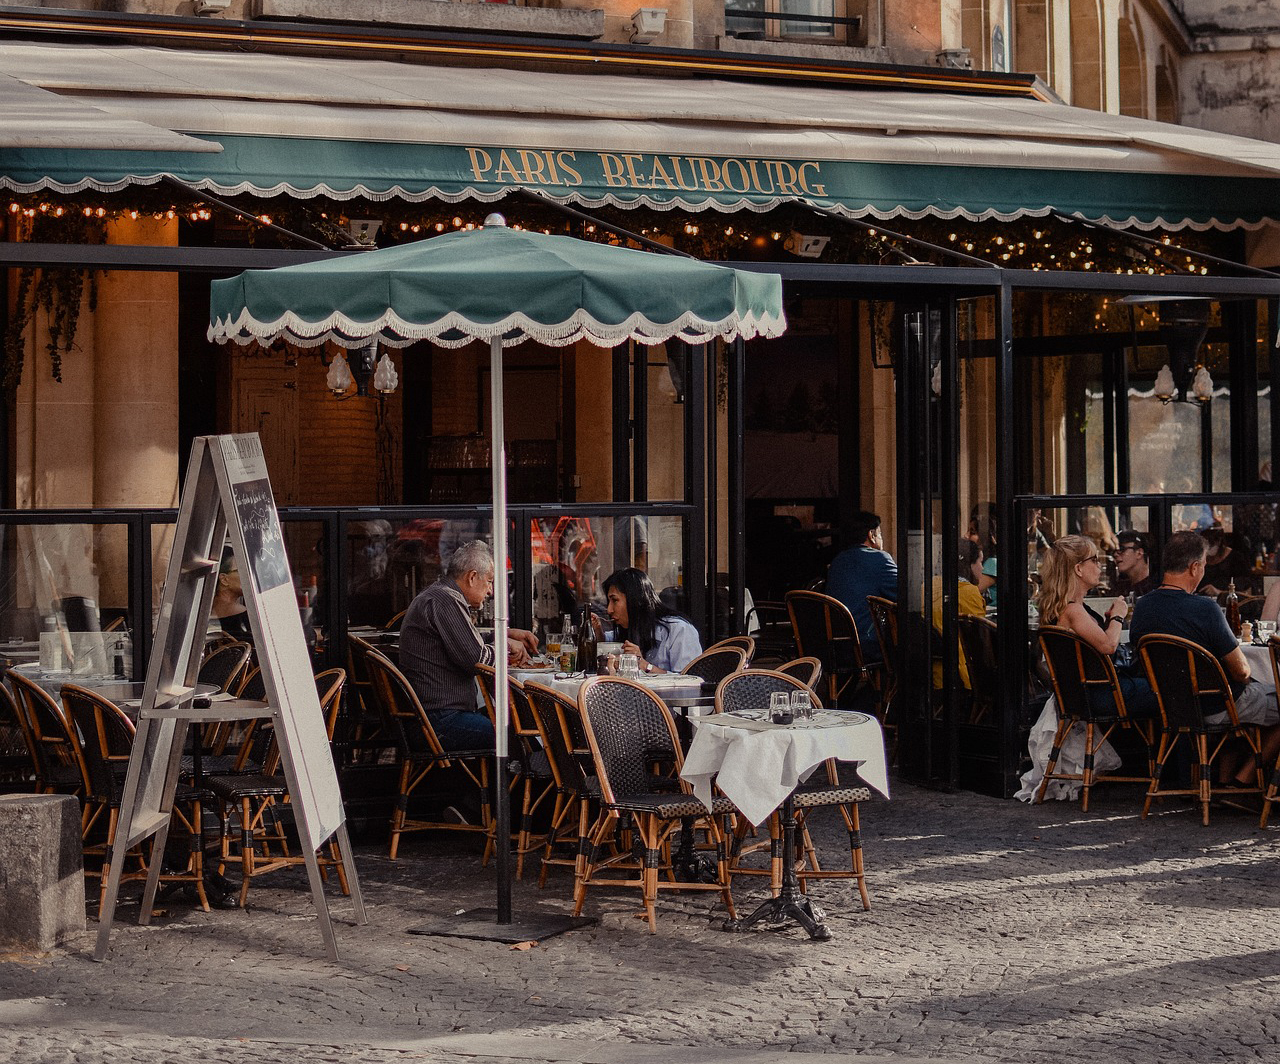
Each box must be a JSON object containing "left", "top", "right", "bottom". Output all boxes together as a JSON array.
[{"left": 602, "top": 567, "right": 702, "bottom": 674}]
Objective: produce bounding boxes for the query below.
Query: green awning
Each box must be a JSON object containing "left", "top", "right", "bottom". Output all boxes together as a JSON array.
[{"left": 8, "top": 133, "right": 1280, "bottom": 231}]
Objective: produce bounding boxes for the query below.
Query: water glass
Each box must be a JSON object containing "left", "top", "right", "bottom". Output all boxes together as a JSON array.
[
  {"left": 619, "top": 653, "right": 640, "bottom": 679},
  {"left": 790, "top": 690, "right": 813, "bottom": 722},
  {"left": 1259, "top": 620, "right": 1277, "bottom": 643},
  {"left": 769, "top": 691, "right": 793, "bottom": 725}
]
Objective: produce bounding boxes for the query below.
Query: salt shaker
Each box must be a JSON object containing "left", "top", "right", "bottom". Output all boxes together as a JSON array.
[{"left": 1241, "top": 620, "right": 1254, "bottom": 644}]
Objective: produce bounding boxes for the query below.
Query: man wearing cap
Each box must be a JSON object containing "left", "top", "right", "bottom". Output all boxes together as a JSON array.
[{"left": 1113, "top": 531, "right": 1157, "bottom": 600}]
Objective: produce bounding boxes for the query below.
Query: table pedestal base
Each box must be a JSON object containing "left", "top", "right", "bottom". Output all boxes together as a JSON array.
[{"left": 721, "top": 795, "right": 831, "bottom": 941}]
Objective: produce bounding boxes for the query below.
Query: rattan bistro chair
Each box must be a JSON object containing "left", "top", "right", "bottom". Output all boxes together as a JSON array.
[
  {"left": 207, "top": 669, "right": 350, "bottom": 907},
  {"left": 705, "top": 636, "right": 756, "bottom": 665},
  {"left": 775, "top": 656, "right": 822, "bottom": 689},
  {"left": 8, "top": 669, "right": 84, "bottom": 797},
  {"left": 1138, "top": 633, "right": 1265, "bottom": 826},
  {"left": 476, "top": 664, "right": 556, "bottom": 879},
  {"left": 523, "top": 680, "right": 600, "bottom": 888},
  {"left": 1036, "top": 626, "right": 1155, "bottom": 811},
  {"left": 786, "top": 590, "right": 877, "bottom": 708},
  {"left": 61, "top": 683, "right": 211, "bottom": 912},
  {"left": 681, "top": 646, "right": 748, "bottom": 684},
  {"left": 715, "top": 669, "right": 872, "bottom": 909},
  {"left": 575, "top": 677, "right": 736, "bottom": 932},
  {"left": 364, "top": 650, "right": 490, "bottom": 857},
  {"left": 0, "top": 680, "right": 38, "bottom": 792},
  {"left": 1262, "top": 638, "right": 1280, "bottom": 828},
  {"left": 957, "top": 615, "right": 1000, "bottom": 725}
]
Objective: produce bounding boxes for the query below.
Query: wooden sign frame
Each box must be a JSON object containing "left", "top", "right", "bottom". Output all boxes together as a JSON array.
[{"left": 95, "top": 434, "right": 365, "bottom": 961}]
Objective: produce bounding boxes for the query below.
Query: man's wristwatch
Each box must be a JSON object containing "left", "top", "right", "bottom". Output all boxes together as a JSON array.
[{"left": 644, "top": 661, "right": 655, "bottom": 673}]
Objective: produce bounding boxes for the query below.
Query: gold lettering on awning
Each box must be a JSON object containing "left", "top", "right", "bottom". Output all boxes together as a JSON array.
[{"left": 463, "top": 145, "right": 826, "bottom": 198}]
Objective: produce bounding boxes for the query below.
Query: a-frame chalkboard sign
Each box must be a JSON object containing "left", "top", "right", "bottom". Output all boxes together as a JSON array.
[{"left": 95, "top": 433, "right": 365, "bottom": 961}]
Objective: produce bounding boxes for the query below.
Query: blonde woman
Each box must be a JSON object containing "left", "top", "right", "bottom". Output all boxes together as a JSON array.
[{"left": 1036, "top": 534, "right": 1156, "bottom": 716}]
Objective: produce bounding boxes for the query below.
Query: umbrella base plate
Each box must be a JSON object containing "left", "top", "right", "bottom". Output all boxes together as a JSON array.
[{"left": 407, "top": 907, "right": 595, "bottom": 943}]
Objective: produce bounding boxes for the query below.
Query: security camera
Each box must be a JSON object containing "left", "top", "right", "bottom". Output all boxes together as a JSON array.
[{"left": 631, "top": 8, "right": 667, "bottom": 44}]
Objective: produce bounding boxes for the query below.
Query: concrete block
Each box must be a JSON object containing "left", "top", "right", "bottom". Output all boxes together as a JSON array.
[{"left": 0, "top": 794, "right": 85, "bottom": 952}]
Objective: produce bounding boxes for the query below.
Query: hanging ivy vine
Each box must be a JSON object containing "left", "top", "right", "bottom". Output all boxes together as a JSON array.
[{"left": 3, "top": 210, "right": 105, "bottom": 391}]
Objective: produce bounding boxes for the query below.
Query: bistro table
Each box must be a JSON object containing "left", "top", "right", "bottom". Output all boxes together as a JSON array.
[{"left": 680, "top": 708, "right": 889, "bottom": 940}]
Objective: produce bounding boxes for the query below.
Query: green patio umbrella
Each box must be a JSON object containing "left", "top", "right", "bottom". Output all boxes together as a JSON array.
[{"left": 209, "top": 214, "right": 786, "bottom": 930}]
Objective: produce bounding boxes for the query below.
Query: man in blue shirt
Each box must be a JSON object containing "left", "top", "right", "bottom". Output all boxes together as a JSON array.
[
  {"left": 1130, "top": 530, "right": 1279, "bottom": 783},
  {"left": 825, "top": 511, "right": 897, "bottom": 664}
]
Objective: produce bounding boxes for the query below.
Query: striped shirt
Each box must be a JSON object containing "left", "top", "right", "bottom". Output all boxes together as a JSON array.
[{"left": 398, "top": 577, "right": 494, "bottom": 716}]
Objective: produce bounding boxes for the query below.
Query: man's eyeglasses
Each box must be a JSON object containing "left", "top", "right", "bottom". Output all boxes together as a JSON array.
[{"left": 1116, "top": 545, "right": 1141, "bottom": 555}]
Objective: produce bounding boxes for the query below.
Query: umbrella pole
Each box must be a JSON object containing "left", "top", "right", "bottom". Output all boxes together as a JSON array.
[{"left": 490, "top": 336, "right": 513, "bottom": 925}]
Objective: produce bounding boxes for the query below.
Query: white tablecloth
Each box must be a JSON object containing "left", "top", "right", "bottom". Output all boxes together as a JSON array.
[
  {"left": 512, "top": 670, "right": 706, "bottom": 703},
  {"left": 1239, "top": 643, "right": 1278, "bottom": 693},
  {"left": 680, "top": 710, "right": 889, "bottom": 826}
]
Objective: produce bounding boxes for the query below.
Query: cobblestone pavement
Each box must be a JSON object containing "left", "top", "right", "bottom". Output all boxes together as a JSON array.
[{"left": 4, "top": 780, "right": 1280, "bottom": 1064}]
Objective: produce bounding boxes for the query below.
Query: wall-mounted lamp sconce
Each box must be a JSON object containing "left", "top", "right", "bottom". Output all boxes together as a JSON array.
[
  {"left": 631, "top": 8, "right": 668, "bottom": 43},
  {"left": 326, "top": 353, "right": 354, "bottom": 395}
]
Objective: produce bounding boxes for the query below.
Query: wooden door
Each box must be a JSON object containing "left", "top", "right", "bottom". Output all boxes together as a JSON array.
[{"left": 235, "top": 372, "right": 300, "bottom": 505}]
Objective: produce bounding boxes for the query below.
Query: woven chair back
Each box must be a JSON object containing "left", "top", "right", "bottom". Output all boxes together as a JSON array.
[
  {"left": 706, "top": 636, "right": 756, "bottom": 664},
  {"left": 0, "top": 680, "right": 37, "bottom": 780},
  {"left": 958, "top": 615, "right": 999, "bottom": 693},
  {"left": 775, "top": 656, "right": 822, "bottom": 689},
  {"left": 786, "top": 590, "right": 864, "bottom": 704},
  {"left": 716, "top": 669, "right": 823, "bottom": 715},
  {"left": 9, "top": 670, "right": 84, "bottom": 784},
  {"left": 315, "top": 667, "right": 347, "bottom": 741},
  {"left": 237, "top": 665, "right": 266, "bottom": 701},
  {"left": 866, "top": 594, "right": 897, "bottom": 679},
  {"left": 475, "top": 663, "right": 539, "bottom": 762},
  {"left": 61, "top": 684, "right": 134, "bottom": 805},
  {"left": 364, "top": 649, "right": 446, "bottom": 757},
  {"left": 1038, "top": 625, "right": 1125, "bottom": 720},
  {"left": 1138, "top": 633, "right": 1236, "bottom": 730},
  {"left": 578, "top": 678, "right": 679, "bottom": 804},
  {"left": 524, "top": 681, "right": 590, "bottom": 794},
  {"left": 199, "top": 641, "right": 252, "bottom": 693},
  {"left": 681, "top": 646, "right": 748, "bottom": 683}
]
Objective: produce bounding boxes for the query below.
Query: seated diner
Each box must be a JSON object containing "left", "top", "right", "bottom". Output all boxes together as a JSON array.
[
  {"left": 603, "top": 567, "right": 702, "bottom": 674},
  {"left": 1035, "top": 534, "right": 1157, "bottom": 717}
]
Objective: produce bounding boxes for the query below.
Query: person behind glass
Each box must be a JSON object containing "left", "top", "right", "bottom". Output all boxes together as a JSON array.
[
  {"left": 212, "top": 547, "right": 253, "bottom": 644},
  {"left": 968, "top": 502, "right": 999, "bottom": 608},
  {"left": 1198, "top": 526, "right": 1256, "bottom": 597},
  {"left": 1036, "top": 535, "right": 1157, "bottom": 717},
  {"left": 397, "top": 540, "right": 538, "bottom": 751},
  {"left": 1112, "top": 530, "right": 1158, "bottom": 600},
  {"left": 602, "top": 567, "right": 701, "bottom": 674},
  {"left": 825, "top": 510, "right": 897, "bottom": 664},
  {"left": 931, "top": 539, "right": 988, "bottom": 690}
]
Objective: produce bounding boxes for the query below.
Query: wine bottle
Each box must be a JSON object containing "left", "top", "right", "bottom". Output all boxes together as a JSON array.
[
  {"left": 577, "top": 605, "right": 598, "bottom": 676},
  {"left": 1225, "top": 579, "right": 1242, "bottom": 637}
]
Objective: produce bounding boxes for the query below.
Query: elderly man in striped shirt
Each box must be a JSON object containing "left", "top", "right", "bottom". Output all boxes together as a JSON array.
[{"left": 399, "top": 540, "right": 539, "bottom": 752}]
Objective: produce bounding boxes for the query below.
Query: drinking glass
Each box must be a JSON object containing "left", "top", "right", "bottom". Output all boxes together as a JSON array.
[
  {"left": 546, "top": 631, "right": 562, "bottom": 662},
  {"left": 619, "top": 653, "right": 640, "bottom": 679},
  {"left": 769, "top": 691, "right": 792, "bottom": 724},
  {"left": 790, "top": 690, "right": 813, "bottom": 722},
  {"left": 1259, "top": 620, "right": 1277, "bottom": 643}
]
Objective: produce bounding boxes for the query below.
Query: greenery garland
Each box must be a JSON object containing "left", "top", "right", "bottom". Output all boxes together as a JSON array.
[{"left": 3, "top": 210, "right": 104, "bottom": 390}]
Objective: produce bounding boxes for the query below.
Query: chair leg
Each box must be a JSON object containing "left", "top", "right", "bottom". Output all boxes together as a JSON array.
[
  {"left": 99, "top": 807, "right": 119, "bottom": 914},
  {"left": 1143, "top": 732, "right": 1175, "bottom": 819},
  {"left": 1261, "top": 755, "right": 1280, "bottom": 828},
  {"left": 1081, "top": 720, "right": 1095, "bottom": 812},
  {"left": 1036, "top": 719, "right": 1073, "bottom": 804},
  {"left": 1196, "top": 734, "right": 1211, "bottom": 826},
  {"left": 389, "top": 761, "right": 412, "bottom": 860}
]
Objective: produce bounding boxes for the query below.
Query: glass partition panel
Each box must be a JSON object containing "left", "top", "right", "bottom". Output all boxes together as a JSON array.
[
  {"left": 340, "top": 515, "right": 493, "bottom": 630},
  {"left": 529, "top": 512, "right": 686, "bottom": 633},
  {"left": 0, "top": 519, "right": 132, "bottom": 677}
]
